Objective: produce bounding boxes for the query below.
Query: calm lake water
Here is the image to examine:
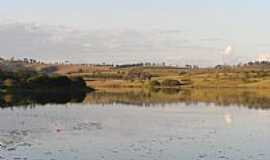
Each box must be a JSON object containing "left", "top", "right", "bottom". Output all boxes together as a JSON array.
[{"left": 0, "top": 89, "right": 270, "bottom": 160}]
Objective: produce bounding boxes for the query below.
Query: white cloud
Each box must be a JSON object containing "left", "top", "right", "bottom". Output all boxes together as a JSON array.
[{"left": 0, "top": 22, "right": 230, "bottom": 66}]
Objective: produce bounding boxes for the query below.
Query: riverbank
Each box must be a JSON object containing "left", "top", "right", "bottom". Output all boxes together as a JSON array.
[
  {"left": 3, "top": 57, "right": 270, "bottom": 90},
  {"left": 63, "top": 64, "right": 266, "bottom": 90},
  {"left": 86, "top": 76, "right": 270, "bottom": 90}
]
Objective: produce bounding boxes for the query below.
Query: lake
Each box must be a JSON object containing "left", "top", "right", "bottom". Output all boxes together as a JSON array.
[{"left": 0, "top": 89, "right": 270, "bottom": 160}]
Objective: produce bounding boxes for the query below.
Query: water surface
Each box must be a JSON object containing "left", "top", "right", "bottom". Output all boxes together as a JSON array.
[{"left": 0, "top": 89, "right": 270, "bottom": 160}]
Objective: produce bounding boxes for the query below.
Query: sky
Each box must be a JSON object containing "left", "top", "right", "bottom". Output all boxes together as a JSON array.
[{"left": 0, "top": 0, "right": 270, "bottom": 66}]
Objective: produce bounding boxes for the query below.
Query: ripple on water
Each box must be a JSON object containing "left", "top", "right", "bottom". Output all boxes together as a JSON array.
[{"left": 73, "top": 122, "right": 102, "bottom": 131}]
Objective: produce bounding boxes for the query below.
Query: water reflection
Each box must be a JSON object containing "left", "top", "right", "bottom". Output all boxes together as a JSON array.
[
  {"left": 224, "top": 113, "right": 233, "bottom": 125},
  {"left": 0, "top": 91, "right": 86, "bottom": 108},
  {"left": 84, "top": 88, "right": 270, "bottom": 109},
  {"left": 1, "top": 88, "right": 270, "bottom": 109}
]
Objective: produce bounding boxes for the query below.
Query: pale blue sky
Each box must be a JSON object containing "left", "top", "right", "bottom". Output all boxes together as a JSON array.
[
  {"left": 2, "top": 0, "right": 270, "bottom": 29},
  {"left": 0, "top": 0, "right": 270, "bottom": 65}
]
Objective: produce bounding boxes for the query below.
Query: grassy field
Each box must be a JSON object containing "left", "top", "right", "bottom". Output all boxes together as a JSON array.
[
  {"left": 82, "top": 67, "right": 270, "bottom": 90},
  {"left": 86, "top": 80, "right": 144, "bottom": 89},
  {"left": 9, "top": 61, "right": 270, "bottom": 89}
]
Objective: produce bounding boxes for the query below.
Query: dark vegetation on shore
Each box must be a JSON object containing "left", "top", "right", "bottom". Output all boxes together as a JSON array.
[
  {"left": 146, "top": 79, "right": 182, "bottom": 88},
  {"left": 0, "top": 68, "right": 93, "bottom": 93}
]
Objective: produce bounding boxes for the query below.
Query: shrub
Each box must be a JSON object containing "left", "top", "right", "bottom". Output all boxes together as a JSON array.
[
  {"left": 0, "top": 68, "right": 91, "bottom": 91},
  {"left": 27, "top": 75, "right": 51, "bottom": 88},
  {"left": 146, "top": 80, "right": 161, "bottom": 88},
  {"left": 125, "top": 70, "right": 152, "bottom": 80},
  {"left": 161, "top": 79, "right": 181, "bottom": 87},
  {"left": 181, "top": 78, "right": 192, "bottom": 85},
  {"left": 149, "top": 80, "right": 161, "bottom": 86},
  {"left": 70, "top": 77, "right": 87, "bottom": 88},
  {"left": 27, "top": 75, "right": 79, "bottom": 90}
]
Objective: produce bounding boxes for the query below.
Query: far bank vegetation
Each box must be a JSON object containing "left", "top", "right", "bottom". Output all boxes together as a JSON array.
[{"left": 3, "top": 57, "right": 270, "bottom": 90}]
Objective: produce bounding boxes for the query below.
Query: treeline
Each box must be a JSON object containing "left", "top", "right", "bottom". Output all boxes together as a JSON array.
[
  {"left": 114, "top": 62, "right": 174, "bottom": 69},
  {"left": 244, "top": 61, "right": 270, "bottom": 66}
]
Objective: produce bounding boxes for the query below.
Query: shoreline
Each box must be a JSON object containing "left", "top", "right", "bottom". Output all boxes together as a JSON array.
[
  {"left": 87, "top": 79, "right": 270, "bottom": 90},
  {"left": 0, "top": 87, "right": 94, "bottom": 94}
]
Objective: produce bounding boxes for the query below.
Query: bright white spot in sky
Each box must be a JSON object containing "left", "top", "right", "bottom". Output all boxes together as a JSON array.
[{"left": 224, "top": 46, "right": 232, "bottom": 55}]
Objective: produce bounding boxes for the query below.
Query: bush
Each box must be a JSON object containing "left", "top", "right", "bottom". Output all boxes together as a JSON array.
[
  {"left": 70, "top": 77, "right": 87, "bottom": 88},
  {"left": 0, "top": 68, "right": 92, "bottom": 91},
  {"left": 125, "top": 70, "right": 152, "bottom": 80},
  {"left": 26, "top": 75, "right": 88, "bottom": 90},
  {"left": 161, "top": 79, "right": 181, "bottom": 87},
  {"left": 27, "top": 75, "right": 51, "bottom": 88},
  {"left": 181, "top": 78, "right": 192, "bottom": 85},
  {"left": 149, "top": 80, "right": 161, "bottom": 87}
]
